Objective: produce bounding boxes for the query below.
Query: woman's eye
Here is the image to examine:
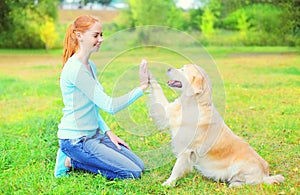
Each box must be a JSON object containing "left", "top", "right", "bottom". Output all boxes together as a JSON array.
[
  {"left": 96, "top": 33, "right": 103, "bottom": 38},
  {"left": 93, "top": 33, "right": 103, "bottom": 38}
]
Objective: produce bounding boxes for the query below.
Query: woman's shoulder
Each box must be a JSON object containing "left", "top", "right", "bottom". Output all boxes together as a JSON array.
[
  {"left": 64, "top": 56, "right": 83, "bottom": 72},
  {"left": 61, "top": 56, "right": 82, "bottom": 80},
  {"left": 65, "top": 56, "right": 81, "bottom": 68}
]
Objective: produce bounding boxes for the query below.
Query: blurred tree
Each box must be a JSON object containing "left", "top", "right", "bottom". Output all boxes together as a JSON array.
[
  {"left": 236, "top": 10, "right": 250, "bottom": 40},
  {"left": 126, "top": 0, "right": 173, "bottom": 26},
  {"left": 196, "top": 0, "right": 299, "bottom": 45},
  {"left": 278, "top": 0, "right": 300, "bottom": 45},
  {"left": 123, "top": 0, "right": 186, "bottom": 30},
  {"left": 166, "top": 5, "right": 187, "bottom": 30},
  {"left": 0, "top": 0, "right": 59, "bottom": 48},
  {"left": 40, "top": 18, "right": 59, "bottom": 50},
  {"left": 118, "top": 0, "right": 187, "bottom": 45},
  {"left": 201, "top": 8, "right": 216, "bottom": 38},
  {"left": 188, "top": 8, "right": 204, "bottom": 30},
  {"left": 0, "top": 0, "right": 11, "bottom": 33},
  {"left": 198, "top": 0, "right": 222, "bottom": 29},
  {"left": 223, "top": 3, "right": 298, "bottom": 45}
]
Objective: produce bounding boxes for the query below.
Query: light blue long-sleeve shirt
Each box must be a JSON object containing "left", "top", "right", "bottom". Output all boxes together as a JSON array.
[{"left": 57, "top": 56, "right": 143, "bottom": 139}]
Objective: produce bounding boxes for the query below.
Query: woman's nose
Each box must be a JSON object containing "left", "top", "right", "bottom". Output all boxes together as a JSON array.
[{"left": 98, "top": 36, "right": 103, "bottom": 42}]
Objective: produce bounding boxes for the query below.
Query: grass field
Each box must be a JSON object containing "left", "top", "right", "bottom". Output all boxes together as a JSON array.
[{"left": 0, "top": 46, "right": 299, "bottom": 194}]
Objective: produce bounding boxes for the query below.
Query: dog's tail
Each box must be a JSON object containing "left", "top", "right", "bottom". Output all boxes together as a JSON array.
[{"left": 263, "top": 174, "right": 285, "bottom": 184}]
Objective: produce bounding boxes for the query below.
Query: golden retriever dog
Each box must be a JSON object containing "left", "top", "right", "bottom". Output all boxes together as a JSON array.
[{"left": 148, "top": 64, "right": 284, "bottom": 187}]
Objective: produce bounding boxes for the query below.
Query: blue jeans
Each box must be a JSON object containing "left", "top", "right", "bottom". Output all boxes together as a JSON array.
[{"left": 59, "top": 132, "right": 144, "bottom": 180}]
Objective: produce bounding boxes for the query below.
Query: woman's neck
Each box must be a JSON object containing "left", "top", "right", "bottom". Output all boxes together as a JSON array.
[
  {"left": 74, "top": 52, "right": 90, "bottom": 65},
  {"left": 73, "top": 52, "right": 92, "bottom": 72}
]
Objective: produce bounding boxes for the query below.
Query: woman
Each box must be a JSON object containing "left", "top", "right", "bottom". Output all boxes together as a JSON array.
[{"left": 54, "top": 15, "right": 149, "bottom": 179}]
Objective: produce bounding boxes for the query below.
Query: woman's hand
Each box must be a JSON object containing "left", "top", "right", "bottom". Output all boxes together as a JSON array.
[
  {"left": 139, "top": 59, "right": 149, "bottom": 91},
  {"left": 106, "top": 131, "right": 131, "bottom": 150}
]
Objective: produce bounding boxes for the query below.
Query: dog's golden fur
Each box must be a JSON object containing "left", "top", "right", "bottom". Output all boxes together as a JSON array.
[{"left": 148, "top": 64, "right": 284, "bottom": 187}]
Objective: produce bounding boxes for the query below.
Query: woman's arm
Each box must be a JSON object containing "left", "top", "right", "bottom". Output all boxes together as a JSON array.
[{"left": 74, "top": 64, "right": 144, "bottom": 114}]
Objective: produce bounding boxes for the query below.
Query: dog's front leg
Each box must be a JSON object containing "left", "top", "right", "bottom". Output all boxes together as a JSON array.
[
  {"left": 162, "top": 152, "right": 193, "bottom": 186},
  {"left": 148, "top": 78, "right": 170, "bottom": 129},
  {"left": 149, "top": 79, "right": 169, "bottom": 107}
]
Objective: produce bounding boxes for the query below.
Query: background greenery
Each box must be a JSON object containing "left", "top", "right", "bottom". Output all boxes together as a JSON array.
[
  {"left": 0, "top": 0, "right": 299, "bottom": 49},
  {"left": 0, "top": 0, "right": 299, "bottom": 194}
]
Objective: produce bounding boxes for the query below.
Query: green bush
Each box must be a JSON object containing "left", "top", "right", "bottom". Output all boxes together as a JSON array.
[
  {"left": 0, "top": 0, "right": 59, "bottom": 49},
  {"left": 223, "top": 4, "right": 282, "bottom": 30},
  {"left": 188, "top": 8, "right": 204, "bottom": 31},
  {"left": 10, "top": 10, "right": 44, "bottom": 48},
  {"left": 201, "top": 8, "right": 216, "bottom": 39},
  {"left": 40, "top": 18, "right": 59, "bottom": 50},
  {"left": 221, "top": 4, "right": 299, "bottom": 46},
  {"left": 119, "top": 0, "right": 187, "bottom": 31},
  {"left": 166, "top": 6, "right": 188, "bottom": 31}
]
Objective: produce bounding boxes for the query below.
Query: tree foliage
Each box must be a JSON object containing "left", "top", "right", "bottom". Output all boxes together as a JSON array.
[
  {"left": 1, "top": 0, "right": 299, "bottom": 48},
  {"left": 40, "top": 18, "right": 59, "bottom": 50},
  {"left": 0, "top": 0, "right": 59, "bottom": 48},
  {"left": 127, "top": 0, "right": 172, "bottom": 26},
  {"left": 221, "top": 3, "right": 297, "bottom": 45},
  {"left": 197, "top": 0, "right": 300, "bottom": 46},
  {"left": 236, "top": 10, "right": 250, "bottom": 40},
  {"left": 188, "top": 8, "right": 203, "bottom": 30},
  {"left": 201, "top": 8, "right": 216, "bottom": 38},
  {"left": 0, "top": 0, "right": 11, "bottom": 33},
  {"left": 123, "top": 0, "right": 186, "bottom": 30}
]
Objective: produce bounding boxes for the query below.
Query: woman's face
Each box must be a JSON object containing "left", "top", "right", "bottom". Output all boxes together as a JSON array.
[{"left": 78, "top": 21, "right": 103, "bottom": 53}]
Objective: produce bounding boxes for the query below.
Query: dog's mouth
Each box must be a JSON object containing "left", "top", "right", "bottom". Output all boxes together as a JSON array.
[{"left": 168, "top": 80, "right": 182, "bottom": 88}]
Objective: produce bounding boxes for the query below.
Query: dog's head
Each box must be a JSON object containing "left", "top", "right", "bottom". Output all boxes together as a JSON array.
[{"left": 167, "top": 64, "right": 211, "bottom": 97}]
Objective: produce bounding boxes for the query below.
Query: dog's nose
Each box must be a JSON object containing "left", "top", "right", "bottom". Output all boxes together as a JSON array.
[{"left": 167, "top": 68, "right": 172, "bottom": 72}]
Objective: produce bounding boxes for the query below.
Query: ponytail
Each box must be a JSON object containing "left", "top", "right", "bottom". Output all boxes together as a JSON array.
[
  {"left": 62, "top": 15, "right": 99, "bottom": 68},
  {"left": 62, "top": 24, "right": 78, "bottom": 67}
]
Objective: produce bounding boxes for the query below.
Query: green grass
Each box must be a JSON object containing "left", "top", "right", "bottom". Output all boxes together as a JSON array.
[{"left": 0, "top": 47, "right": 299, "bottom": 194}]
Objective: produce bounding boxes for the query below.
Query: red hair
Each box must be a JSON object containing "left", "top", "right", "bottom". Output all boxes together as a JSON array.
[{"left": 62, "top": 15, "right": 99, "bottom": 67}]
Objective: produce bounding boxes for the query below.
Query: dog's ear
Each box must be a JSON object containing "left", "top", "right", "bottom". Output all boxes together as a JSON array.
[{"left": 186, "top": 75, "right": 203, "bottom": 96}]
